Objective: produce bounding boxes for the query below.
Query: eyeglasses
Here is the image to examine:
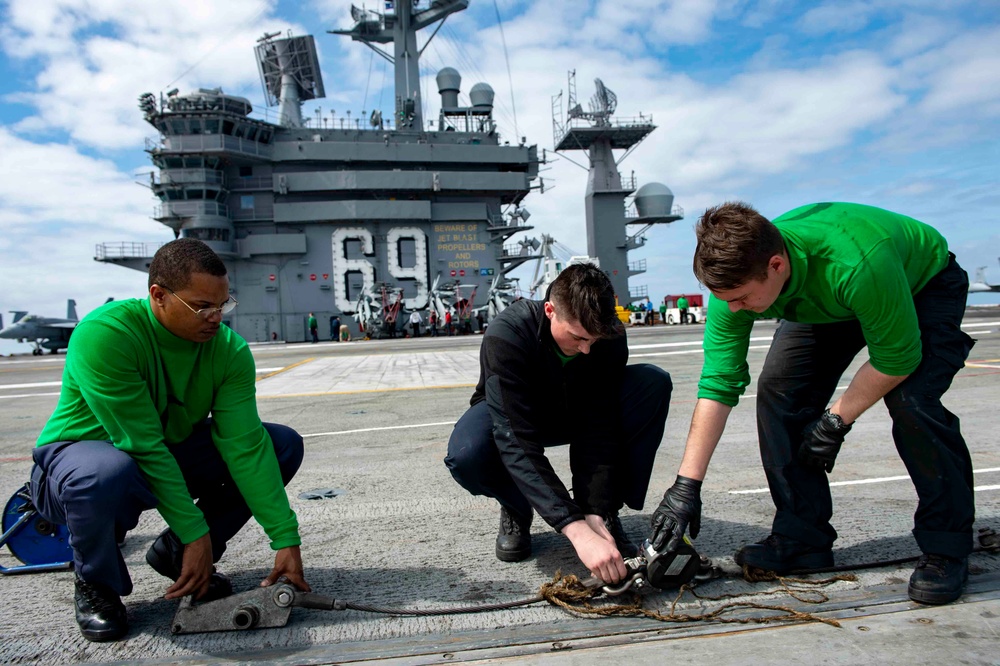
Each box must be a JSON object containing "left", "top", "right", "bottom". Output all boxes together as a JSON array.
[{"left": 164, "top": 287, "right": 238, "bottom": 319}]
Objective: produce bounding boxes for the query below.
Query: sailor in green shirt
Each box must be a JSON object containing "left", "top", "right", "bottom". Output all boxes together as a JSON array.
[
  {"left": 676, "top": 295, "right": 689, "bottom": 325},
  {"left": 649, "top": 202, "right": 976, "bottom": 606},
  {"left": 308, "top": 312, "right": 319, "bottom": 343},
  {"left": 30, "top": 239, "right": 311, "bottom": 642}
]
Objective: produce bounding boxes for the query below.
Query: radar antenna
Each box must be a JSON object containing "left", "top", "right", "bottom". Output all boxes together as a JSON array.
[
  {"left": 589, "top": 79, "right": 617, "bottom": 121},
  {"left": 255, "top": 32, "right": 326, "bottom": 128}
]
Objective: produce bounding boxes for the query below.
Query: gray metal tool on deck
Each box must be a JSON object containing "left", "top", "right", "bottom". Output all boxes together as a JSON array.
[{"left": 171, "top": 583, "right": 344, "bottom": 634}]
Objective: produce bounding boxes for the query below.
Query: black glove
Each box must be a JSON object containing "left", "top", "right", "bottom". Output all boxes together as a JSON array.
[
  {"left": 798, "top": 410, "right": 852, "bottom": 473},
  {"left": 649, "top": 475, "right": 702, "bottom": 553}
]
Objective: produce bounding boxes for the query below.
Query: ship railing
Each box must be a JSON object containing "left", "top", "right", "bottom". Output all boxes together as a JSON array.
[
  {"left": 562, "top": 115, "right": 654, "bottom": 131},
  {"left": 553, "top": 114, "right": 656, "bottom": 145},
  {"left": 154, "top": 201, "right": 228, "bottom": 219},
  {"left": 95, "top": 241, "right": 166, "bottom": 261},
  {"left": 228, "top": 175, "right": 273, "bottom": 191},
  {"left": 148, "top": 134, "right": 274, "bottom": 159},
  {"left": 486, "top": 212, "right": 522, "bottom": 229},
  {"left": 629, "top": 285, "right": 649, "bottom": 299},
  {"left": 150, "top": 169, "right": 225, "bottom": 187},
  {"left": 500, "top": 243, "right": 536, "bottom": 258},
  {"left": 628, "top": 258, "right": 647, "bottom": 273},
  {"left": 624, "top": 203, "right": 685, "bottom": 220},
  {"left": 231, "top": 202, "right": 276, "bottom": 221}
]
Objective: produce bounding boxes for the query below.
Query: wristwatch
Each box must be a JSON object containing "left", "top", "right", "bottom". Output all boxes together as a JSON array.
[{"left": 822, "top": 409, "right": 851, "bottom": 433}]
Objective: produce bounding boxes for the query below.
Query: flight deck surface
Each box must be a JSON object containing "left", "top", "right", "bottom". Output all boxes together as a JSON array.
[{"left": 1, "top": 310, "right": 998, "bottom": 665}]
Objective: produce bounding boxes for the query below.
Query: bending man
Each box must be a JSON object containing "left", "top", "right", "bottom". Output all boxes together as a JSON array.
[{"left": 650, "top": 202, "right": 975, "bottom": 605}]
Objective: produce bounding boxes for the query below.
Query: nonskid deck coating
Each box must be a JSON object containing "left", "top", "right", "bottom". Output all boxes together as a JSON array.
[{"left": 0, "top": 315, "right": 998, "bottom": 664}]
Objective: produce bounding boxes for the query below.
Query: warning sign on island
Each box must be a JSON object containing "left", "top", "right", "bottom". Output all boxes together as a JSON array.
[{"left": 434, "top": 223, "right": 490, "bottom": 274}]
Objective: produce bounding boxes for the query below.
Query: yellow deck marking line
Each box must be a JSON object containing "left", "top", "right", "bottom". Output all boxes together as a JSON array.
[
  {"left": 0, "top": 365, "right": 66, "bottom": 374},
  {"left": 258, "top": 383, "right": 476, "bottom": 399},
  {"left": 256, "top": 357, "right": 315, "bottom": 381},
  {"left": 965, "top": 362, "right": 1000, "bottom": 369},
  {"left": 731, "top": 467, "right": 1000, "bottom": 494}
]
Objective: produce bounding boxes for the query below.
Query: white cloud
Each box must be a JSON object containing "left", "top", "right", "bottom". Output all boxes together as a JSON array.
[
  {"left": 798, "top": 1, "right": 876, "bottom": 35},
  {"left": 1, "top": 0, "right": 999, "bottom": 348},
  {"left": 1, "top": 0, "right": 300, "bottom": 149},
  {"left": 0, "top": 127, "right": 159, "bottom": 354}
]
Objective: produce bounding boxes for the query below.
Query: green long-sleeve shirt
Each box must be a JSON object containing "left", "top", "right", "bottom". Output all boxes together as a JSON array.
[
  {"left": 37, "top": 298, "right": 300, "bottom": 549},
  {"left": 698, "top": 202, "right": 949, "bottom": 407}
]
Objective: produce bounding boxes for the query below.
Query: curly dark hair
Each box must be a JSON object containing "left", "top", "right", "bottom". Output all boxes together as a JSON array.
[
  {"left": 547, "top": 263, "right": 622, "bottom": 338},
  {"left": 148, "top": 238, "right": 227, "bottom": 290},
  {"left": 693, "top": 201, "right": 785, "bottom": 291}
]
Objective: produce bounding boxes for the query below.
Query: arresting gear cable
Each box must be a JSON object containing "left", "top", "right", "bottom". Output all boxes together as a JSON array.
[{"left": 169, "top": 527, "right": 998, "bottom": 634}]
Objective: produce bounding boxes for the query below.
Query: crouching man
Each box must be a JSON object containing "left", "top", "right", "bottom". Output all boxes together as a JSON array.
[
  {"left": 30, "top": 239, "right": 310, "bottom": 641},
  {"left": 445, "top": 264, "right": 672, "bottom": 584}
]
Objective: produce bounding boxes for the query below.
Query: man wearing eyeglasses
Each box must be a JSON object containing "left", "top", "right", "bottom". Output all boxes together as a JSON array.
[{"left": 29, "top": 238, "right": 310, "bottom": 642}]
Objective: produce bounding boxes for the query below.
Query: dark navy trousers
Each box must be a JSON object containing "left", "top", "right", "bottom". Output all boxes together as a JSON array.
[
  {"left": 29, "top": 421, "right": 303, "bottom": 596},
  {"left": 445, "top": 364, "right": 672, "bottom": 520},
  {"left": 756, "top": 254, "right": 976, "bottom": 559}
]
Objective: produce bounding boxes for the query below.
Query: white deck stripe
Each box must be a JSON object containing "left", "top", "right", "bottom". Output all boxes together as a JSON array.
[
  {"left": 730, "top": 467, "right": 1000, "bottom": 494},
  {"left": 0, "top": 358, "right": 65, "bottom": 366},
  {"left": 0, "top": 381, "right": 62, "bottom": 390},
  {"left": 628, "top": 336, "right": 774, "bottom": 351},
  {"left": 0, "top": 392, "right": 61, "bottom": 400},
  {"left": 975, "top": 485, "right": 1000, "bottom": 491},
  {"left": 632, "top": 344, "right": 771, "bottom": 359}
]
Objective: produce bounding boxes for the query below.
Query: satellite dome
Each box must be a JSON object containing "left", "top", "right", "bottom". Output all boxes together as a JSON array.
[
  {"left": 436, "top": 67, "right": 461, "bottom": 92},
  {"left": 469, "top": 82, "right": 495, "bottom": 110},
  {"left": 634, "top": 182, "right": 675, "bottom": 218}
]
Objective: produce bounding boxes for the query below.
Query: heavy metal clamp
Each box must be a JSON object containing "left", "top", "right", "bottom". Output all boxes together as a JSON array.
[
  {"left": 588, "top": 538, "right": 721, "bottom": 596},
  {"left": 171, "top": 583, "right": 343, "bottom": 634}
]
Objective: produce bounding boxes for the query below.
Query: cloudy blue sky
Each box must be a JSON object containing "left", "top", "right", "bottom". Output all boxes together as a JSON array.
[{"left": 1, "top": 0, "right": 998, "bottom": 354}]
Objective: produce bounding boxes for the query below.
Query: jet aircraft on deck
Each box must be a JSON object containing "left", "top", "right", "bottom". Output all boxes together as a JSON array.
[
  {"left": 970, "top": 260, "right": 1000, "bottom": 293},
  {"left": 0, "top": 299, "right": 110, "bottom": 355}
]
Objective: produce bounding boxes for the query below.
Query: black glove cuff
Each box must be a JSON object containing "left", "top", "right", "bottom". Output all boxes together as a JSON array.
[
  {"left": 821, "top": 410, "right": 852, "bottom": 435},
  {"left": 673, "top": 475, "right": 703, "bottom": 491}
]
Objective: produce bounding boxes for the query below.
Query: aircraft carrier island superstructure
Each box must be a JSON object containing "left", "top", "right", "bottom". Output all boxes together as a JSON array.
[{"left": 96, "top": 0, "right": 541, "bottom": 342}]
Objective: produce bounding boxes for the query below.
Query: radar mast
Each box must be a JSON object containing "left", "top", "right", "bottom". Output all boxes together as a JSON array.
[{"left": 330, "top": 0, "right": 470, "bottom": 130}]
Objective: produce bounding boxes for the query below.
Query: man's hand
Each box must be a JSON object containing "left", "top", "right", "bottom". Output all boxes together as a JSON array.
[
  {"left": 562, "top": 516, "right": 627, "bottom": 584},
  {"left": 164, "top": 533, "right": 213, "bottom": 600},
  {"left": 798, "top": 410, "right": 852, "bottom": 473},
  {"left": 260, "top": 546, "right": 311, "bottom": 592},
  {"left": 650, "top": 476, "right": 702, "bottom": 553}
]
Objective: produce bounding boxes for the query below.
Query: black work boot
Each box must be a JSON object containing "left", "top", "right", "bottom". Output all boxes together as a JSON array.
[
  {"left": 908, "top": 554, "right": 968, "bottom": 605},
  {"left": 604, "top": 513, "right": 639, "bottom": 557},
  {"left": 496, "top": 506, "right": 532, "bottom": 562},
  {"left": 734, "top": 533, "right": 833, "bottom": 573},
  {"left": 74, "top": 576, "right": 128, "bottom": 642},
  {"left": 145, "top": 528, "right": 233, "bottom": 601}
]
